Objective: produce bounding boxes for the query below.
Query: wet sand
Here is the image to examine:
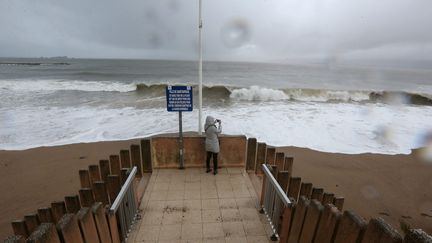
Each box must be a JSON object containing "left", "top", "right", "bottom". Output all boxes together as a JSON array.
[{"left": 0, "top": 140, "right": 431, "bottom": 239}]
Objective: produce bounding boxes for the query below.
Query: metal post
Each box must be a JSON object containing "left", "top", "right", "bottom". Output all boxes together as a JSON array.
[
  {"left": 198, "top": 0, "right": 203, "bottom": 135},
  {"left": 179, "top": 111, "right": 185, "bottom": 169}
]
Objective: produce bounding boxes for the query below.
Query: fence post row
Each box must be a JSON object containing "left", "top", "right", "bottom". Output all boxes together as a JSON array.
[
  {"left": 256, "top": 152, "right": 431, "bottom": 243},
  {"left": 7, "top": 138, "right": 150, "bottom": 242}
]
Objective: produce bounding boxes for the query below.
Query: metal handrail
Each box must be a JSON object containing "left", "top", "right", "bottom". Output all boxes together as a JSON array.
[
  {"left": 110, "top": 166, "right": 137, "bottom": 212},
  {"left": 109, "top": 166, "right": 138, "bottom": 243},
  {"left": 260, "top": 163, "right": 292, "bottom": 241},
  {"left": 262, "top": 164, "right": 291, "bottom": 206}
]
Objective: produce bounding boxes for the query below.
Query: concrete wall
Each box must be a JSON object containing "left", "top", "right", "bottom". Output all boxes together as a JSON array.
[{"left": 151, "top": 135, "right": 247, "bottom": 168}]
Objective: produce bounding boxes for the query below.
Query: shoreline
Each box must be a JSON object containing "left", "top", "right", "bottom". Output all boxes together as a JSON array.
[{"left": 0, "top": 138, "right": 431, "bottom": 239}]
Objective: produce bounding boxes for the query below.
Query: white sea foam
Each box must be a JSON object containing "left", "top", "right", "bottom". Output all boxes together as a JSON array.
[
  {"left": 285, "top": 89, "right": 371, "bottom": 102},
  {"left": 1, "top": 102, "right": 432, "bottom": 154},
  {"left": 0, "top": 79, "right": 136, "bottom": 92},
  {"left": 229, "top": 86, "right": 372, "bottom": 102},
  {"left": 230, "top": 86, "right": 289, "bottom": 101}
]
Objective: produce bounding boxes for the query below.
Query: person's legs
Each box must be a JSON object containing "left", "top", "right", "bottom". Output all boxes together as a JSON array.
[
  {"left": 206, "top": 151, "right": 212, "bottom": 173},
  {"left": 213, "top": 153, "right": 218, "bottom": 175}
]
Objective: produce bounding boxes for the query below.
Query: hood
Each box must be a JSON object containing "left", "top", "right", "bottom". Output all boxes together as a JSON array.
[{"left": 205, "top": 116, "right": 215, "bottom": 129}]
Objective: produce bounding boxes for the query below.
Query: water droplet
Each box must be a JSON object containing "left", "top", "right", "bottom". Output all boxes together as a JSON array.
[
  {"left": 148, "top": 34, "right": 162, "bottom": 48},
  {"left": 382, "top": 92, "right": 409, "bottom": 105},
  {"left": 361, "top": 185, "right": 379, "bottom": 199},
  {"left": 220, "top": 19, "right": 251, "bottom": 48},
  {"left": 373, "top": 125, "right": 394, "bottom": 144},
  {"left": 416, "top": 131, "right": 432, "bottom": 163},
  {"left": 168, "top": 0, "right": 180, "bottom": 12}
]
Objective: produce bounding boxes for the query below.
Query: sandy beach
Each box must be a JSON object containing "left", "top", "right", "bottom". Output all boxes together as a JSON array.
[{"left": 0, "top": 139, "right": 431, "bottom": 239}]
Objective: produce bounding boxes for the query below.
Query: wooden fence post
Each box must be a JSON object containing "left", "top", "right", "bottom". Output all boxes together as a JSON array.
[
  {"left": 99, "top": 159, "right": 110, "bottom": 182},
  {"left": 284, "top": 157, "right": 294, "bottom": 172},
  {"left": 141, "top": 139, "right": 152, "bottom": 173},
  {"left": 266, "top": 147, "right": 276, "bottom": 165},
  {"left": 279, "top": 204, "right": 294, "bottom": 243},
  {"left": 314, "top": 204, "right": 342, "bottom": 243},
  {"left": 288, "top": 177, "right": 301, "bottom": 201},
  {"left": 109, "top": 155, "right": 121, "bottom": 176},
  {"left": 37, "top": 207, "right": 54, "bottom": 223},
  {"left": 56, "top": 214, "right": 84, "bottom": 243},
  {"left": 64, "top": 195, "right": 81, "bottom": 214},
  {"left": 299, "top": 182, "right": 313, "bottom": 199},
  {"left": 79, "top": 170, "right": 91, "bottom": 188},
  {"left": 275, "top": 152, "right": 285, "bottom": 171},
  {"left": 271, "top": 165, "right": 278, "bottom": 179},
  {"left": 11, "top": 220, "right": 28, "bottom": 237},
  {"left": 76, "top": 207, "right": 99, "bottom": 243},
  {"left": 299, "top": 199, "right": 324, "bottom": 243},
  {"left": 107, "top": 175, "right": 121, "bottom": 203},
  {"left": 361, "top": 218, "right": 402, "bottom": 243},
  {"left": 277, "top": 171, "right": 290, "bottom": 193},
  {"left": 24, "top": 214, "right": 40, "bottom": 234},
  {"left": 333, "top": 210, "right": 367, "bottom": 243},
  {"left": 322, "top": 193, "right": 335, "bottom": 205},
  {"left": 88, "top": 165, "right": 101, "bottom": 183},
  {"left": 92, "top": 202, "right": 113, "bottom": 243},
  {"left": 287, "top": 196, "right": 310, "bottom": 243},
  {"left": 120, "top": 149, "right": 131, "bottom": 169},
  {"left": 255, "top": 143, "right": 267, "bottom": 175},
  {"left": 93, "top": 181, "right": 109, "bottom": 205},
  {"left": 130, "top": 144, "right": 142, "bottom": 176},
  {"left": 107, "top": 212, "right": 121, "bottom": 243},
  {"left": 333, "top": 197, "right": 345, "bottom": 211},
  {"left": 120, "top": 168, "right": 129, "bottom": 185},
  {"left": 259, "top": 173, "right": 267, "bottom": 207},
  {"left": 311, "top": 188, "right": 324, "bottom": 201},
  {"left": 79, "top": 188, "right": 95, "bottom": 207},
  {"left": 246, "top": 138, "right": 257, "bottom": 171},
  {"left": 51, "top": 201, "right": 66, "bottom": 223}
]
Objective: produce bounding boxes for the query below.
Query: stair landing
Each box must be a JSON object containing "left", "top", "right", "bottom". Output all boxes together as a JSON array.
[{"left": 127, "top": 167, "right": 276, "bottom": 243}]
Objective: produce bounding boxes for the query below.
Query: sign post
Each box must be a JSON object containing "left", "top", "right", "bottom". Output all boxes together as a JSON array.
[{"left": 166, "top": 85, "right": 193, "bottom": 169}]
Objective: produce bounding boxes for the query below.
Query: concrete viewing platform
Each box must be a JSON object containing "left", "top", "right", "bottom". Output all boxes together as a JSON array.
[{"left": 127, "top": 167, "right": 276, "bottom": 243}]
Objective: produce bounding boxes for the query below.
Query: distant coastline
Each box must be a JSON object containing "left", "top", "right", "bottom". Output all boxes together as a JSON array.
[{"left": 0, "top": 62, "right": 70, "bottom": 66}]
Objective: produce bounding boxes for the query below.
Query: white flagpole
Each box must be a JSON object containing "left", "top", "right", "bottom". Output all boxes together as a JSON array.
[{"left": 198, "top": 0, "right": 203, "bottom": 135}]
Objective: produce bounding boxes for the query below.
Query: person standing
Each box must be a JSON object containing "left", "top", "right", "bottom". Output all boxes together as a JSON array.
[{"left": 204, "top": 116, "right": 222, "bottom": 175}]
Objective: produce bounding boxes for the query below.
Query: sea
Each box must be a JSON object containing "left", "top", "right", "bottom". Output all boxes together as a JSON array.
[{"left": 1, "top": 58, "right": 432, "bottom": 154}]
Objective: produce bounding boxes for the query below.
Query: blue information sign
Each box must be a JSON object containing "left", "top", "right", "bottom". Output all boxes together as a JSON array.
[{"left": 166, "top": 85, "right": 193, "bottom": 112}]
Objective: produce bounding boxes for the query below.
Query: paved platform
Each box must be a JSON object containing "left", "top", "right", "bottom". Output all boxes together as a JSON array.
[{"left": 127, "top": 167, "right": 276, "bottom": 243}]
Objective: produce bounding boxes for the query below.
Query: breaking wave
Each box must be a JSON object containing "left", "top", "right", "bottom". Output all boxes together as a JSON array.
[
  {"left": 1, "top": 79, "right": 432, "bottom": 105},
  {"left": 136, "top": 84, "right": 432, "bottom": 105}
]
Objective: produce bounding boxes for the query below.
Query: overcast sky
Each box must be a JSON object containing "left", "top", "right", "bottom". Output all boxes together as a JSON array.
[{"left": 1, "top": 0, "right": 432, "bottom": 63}]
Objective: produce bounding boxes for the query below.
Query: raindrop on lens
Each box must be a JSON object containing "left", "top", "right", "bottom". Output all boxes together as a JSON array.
[
  {"left": 373, "top": 125, "right": 393, "bottom": 144},
  {"left": 361, "top": 185, "right": 379, "bottom": 199},
  {"left": 220, "top": 19, "right": 251, "bottom": 48},
  {"left": 383, "top": 92, "right": 409, "bottom": 105},
  {"left": 417, "top": 131, "right": 432, "bottom": 163}
]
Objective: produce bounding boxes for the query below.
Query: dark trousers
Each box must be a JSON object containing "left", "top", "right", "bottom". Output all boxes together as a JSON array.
[{"left": 206, "top": 152, "right": 218, "bottom": 171}]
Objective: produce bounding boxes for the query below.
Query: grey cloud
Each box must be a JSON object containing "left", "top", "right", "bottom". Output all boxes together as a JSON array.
[{"left": 0, "top": 0, "right": 431, "bottom": 63}]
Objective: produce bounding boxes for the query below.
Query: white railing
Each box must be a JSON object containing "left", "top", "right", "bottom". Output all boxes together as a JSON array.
[
  {"left": 260, "top": 164, "right": 292, "bottom": 241},
  {"left": 109, "top": 166, "right": 138, "bottom": 242}
]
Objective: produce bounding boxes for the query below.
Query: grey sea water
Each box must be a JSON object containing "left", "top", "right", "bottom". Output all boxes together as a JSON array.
[{"left": 1, "top": 58, "right": 432, "bottom": 153}]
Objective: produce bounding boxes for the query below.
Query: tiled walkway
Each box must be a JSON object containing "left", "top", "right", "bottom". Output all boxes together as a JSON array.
[{"left": 127, "top": 167, "right": 276, "bottom": 243}]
